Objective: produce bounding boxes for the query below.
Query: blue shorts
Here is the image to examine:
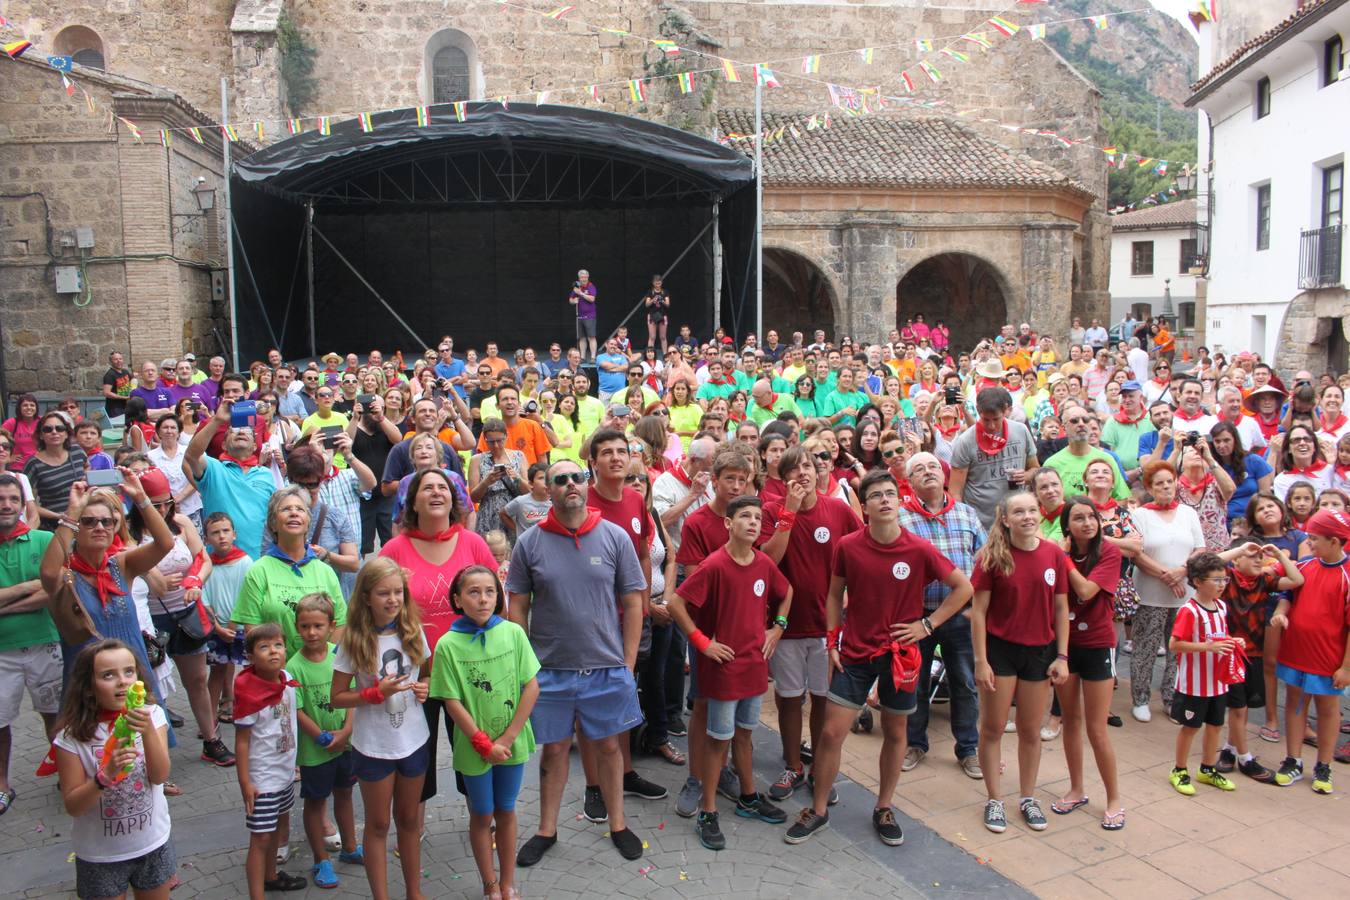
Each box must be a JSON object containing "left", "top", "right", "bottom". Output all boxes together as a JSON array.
[
  {"left": 461, "top": 763, "right": 526, "bottom": 815},
  {"left": 300, "top": 751, "right": 357, "bottom": 800},
  {"left": 1276, "top": 663, "right": 1343, "bottom": 697},
  {"left": 352, "top": 742, "right": 430, "bottom": 782},
  {"left": 827, "top": 655, "right": 918, "bottom": 716},
  {"left": 530, "top": 667, "right": 644, "bottom": 744},
  {"left": 704, "top": 695, "right": 762, "bottom": 741}
]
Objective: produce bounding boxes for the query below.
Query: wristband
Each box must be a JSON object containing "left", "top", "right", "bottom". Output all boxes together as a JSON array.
[
  {"left": 94, "top": 768, "right": 109, "bottom": 790},
  {"left": 1056, "top": 653, "right": 1069, "bottom": 662},
  {"left": 922, "top": 617, "right": 934, "bottom": 636},
  {"left": 135, "top": 498, "right": 152, "bottom": 510},
  {"left": 826, "top": 627, "right": 843, "bottom": 651},
  {"left": 360, "top": 685, "right": 385, "bottom": 705},
  {"left": 470, "top": 730, "right": 496, "bottom": 760},
  {"left": 772, "top": 615, "right": 788, "bottom": 629},
  {"left": 688, "top": 629, "right": 712, "bottom": 654},
  {"left": 181, "top": 576, "right": 203, "bottom": 591},
  {"left": 776, "top": 511, "right": 797, "bottom": 532},
  {"left": 316, "top": 730, "right": 334, "bottom": 748},
  {"left": 58, "top": 517, "right": 79, "bottom": 532}
]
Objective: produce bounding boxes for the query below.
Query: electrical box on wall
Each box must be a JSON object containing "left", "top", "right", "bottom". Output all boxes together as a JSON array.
[
  {"left": 75, "top": 227, "right": 95, "bottom": 249},
  {"left": 211, "top": 270, "right": 226, "bottom": 301},
  {"left": 54, "top": 266, "right": 84, "bottom": 294}
]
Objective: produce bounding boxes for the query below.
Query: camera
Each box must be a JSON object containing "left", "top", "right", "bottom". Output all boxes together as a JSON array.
[
  {"left": 524, "top": 399, "right": 538, "bottom": 414},
  {"left": 1183, "top": 431, "right": 1201, "bottom": 447},
  {"left": 230, "top": 400, "right": 257, "bottom": 429},
  {"left": 87, "top": 469, "right": 123, "bottom": 488},
  {"left": 944, "top": 386, "right": 959, "bottom": 405}
]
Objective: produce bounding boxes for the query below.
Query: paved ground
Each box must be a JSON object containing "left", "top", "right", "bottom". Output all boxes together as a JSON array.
[{"left": 4, "top": 649, "right": 1347, "bottom": 899}]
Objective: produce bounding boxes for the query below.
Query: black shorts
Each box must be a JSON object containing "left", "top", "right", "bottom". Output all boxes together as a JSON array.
[
  {"left": 986, "top": 634, "right": 1056, "bottom": 682},
  {"left": 299, "top": 751, "right": 357, "bottom": 800},
  {"left": 1225, "top": 657, "right": 1266, "bottom": 710},
  {"left": 826, "top": 654, "right": 917, "bottom": 716},
  {"left": 578, "top": 317, "right": 597, "bottom": 338},
  {"left": 1066, "top": 646, "right": 1115, "bottom": 682},
  {"left": 1171, "top": 692, "right": 1227, "bottom": 728}
]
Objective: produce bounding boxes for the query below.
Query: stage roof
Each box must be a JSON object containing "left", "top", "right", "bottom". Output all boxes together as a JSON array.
[{"left": 232, "top": 102, "right": 755, "bottom": 212}]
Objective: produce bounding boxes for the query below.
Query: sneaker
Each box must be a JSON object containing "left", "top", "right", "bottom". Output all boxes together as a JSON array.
[
  {"left": 960, "top": 756, "right": 983, "bottom": 780},
  {"left": 1156, "top": 645, "right": 1165, "bottom": 657},
  {"left": 902, "top": 747, "right": 925, "bottom": 772},
  {"left": 716, "top": 766, "right": 739, "bottom": 801},
  {"left": 872, "top": 807, "right": 904, "bottom": 846},
  {"left": 1237, "top": 758, "right": 1276, "bottom": 783},
  {"left": 34, "top": 748, "right": 57, "bottom": 778},
  {"left": 610, "top": 827, "right": 644, "bottom": 860},
  {"left": 1019, "top": 798, "right": 1047, "bottom": 831},
  {"left": 1121, "top": 640, "right": 1134, "bottom": 655},
  {"left": 667, "top": 717, "right": 688, "bottom": 738},
  {"left": 1216, "top": 747, "right": 1236, "bottom": 774},
  {"left": 263, "top": 871, "right": 307, "bottom": 892},
  {"left": 695, "top": 811, "right": 726, "bottom": 851},
  {"left": 783, "top": 808, "right": 829, "bottom": 844},
  {"left": 1274, "top": 757, "right": 1304, "bottom": 787},
  {"left": 311, "top": 860, "right": 338, "bottom": 889},
  {"left": 275, "top": 844, "right": 292, "bottom": 865},
  {"left": 337, "top": 846, "right": 365, "bottom": 865},
  {"left": 1169, "top": 767, "right": 1196, "bottom": 796},
  {"left": 582, "top": 785, "right": 607, "bottom": 823},
  {"left": 623, "top": 770, "right": 668, "bottom": 800},
  {"left": 515, "top": 833, "right": 557, "bottom": 868},
  {"left": 852, "top": 707, "right": 874, "bottom": 734},
  {"left": 1131, "top": 704, "right": 1152, "bottom": 723},
  {"left": 1195, "top": 767, "right": 1236, "bottom": 791},
  {"left": 799, "top": 741, "right": 814, "bottom": 764},
  {"left": 735, "top": 793, "right": 787, "bottom": 824},
  {"left": 1004, "top": 718, "right": 1017, "bottom": 733},
  {"left": 201, "top": 737, "right": 236, "bottom": 768},
  {"left": 675, "top": 776, "right": 702, "bottom": 818},
  {"left": 768, "top": 766, "right": 805, "bottom": 801},
  {"left": 983, "top": 799, "right": 1007, "bottom": 834},
  {"left": 1312, "top": 762, "right": 1333, "bottom": 795},
  {"left": 808, "top": 772, "right": 838, "bottom": 806},
  {"left": 166, "top": 708, "right": 186, "bottom": 729}
]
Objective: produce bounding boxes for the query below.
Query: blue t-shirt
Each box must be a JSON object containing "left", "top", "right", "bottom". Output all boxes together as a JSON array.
[
  {"left": 1135, "top": 430, "right": 1173, "bottom": 462},
  {"left": 1225, "top": 453, "right": 1274, "bottom": 521},
  {"left": 595, "top": 353, "right": 629, "bottom": 396},
  {"left": 434, "top": 359, "right": 467, "bottom": 397}
]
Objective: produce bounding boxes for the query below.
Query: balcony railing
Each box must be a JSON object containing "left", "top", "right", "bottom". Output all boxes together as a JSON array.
[{"left": 1299, "top": 224, "right": 1343, "bottom": 290}]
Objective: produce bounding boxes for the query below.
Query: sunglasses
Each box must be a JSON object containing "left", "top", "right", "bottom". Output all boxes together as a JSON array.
[
  {"left": 317, "top": 393, "right": 334, "bottom": 399},
  {"left": 550, "top": 472, "right": 588, "bottom": 486},
  {"left": 624, "top": 474, "right": 649, "bottom": 485},
  {"left": 79, "top": 515, "right": 117, "bottom": 529},
  {"left": 881, "top": 448, "right": 905, "bottom": 459},
  {"left": 651, "top": 409, "right": 669, "bottom": 417},
  {"left": 294, "top": 479, "right": 322, "bottom": 489},
  {"left": 0, "top": 443, "right": 11, "bottom": 451},
  {"left": 814, "top": 451, "right": 833, "bottom": 462},
  {"left": 42, "top": 425, "right": 68, "bottom": 433}
]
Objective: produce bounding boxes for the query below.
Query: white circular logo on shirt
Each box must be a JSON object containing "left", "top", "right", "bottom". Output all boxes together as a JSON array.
[
  {"left": 892, "top": 562, "right": 911, "bottom": 580},
  {"left": 753, "top": 578, "right": 766, "bottom": 597},
  {"left": 1043, "top": 568, "right": 1057, "bottom": 587},
  {"left": 630, "top": 516, "right": 642, "bottom": 534},
  {"left": 813, "top": 526, "right": 831, "bottom": 544}
]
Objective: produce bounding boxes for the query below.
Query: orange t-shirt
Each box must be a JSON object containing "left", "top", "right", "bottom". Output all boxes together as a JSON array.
[
  {"left": 1154, "top": 328, "right": 1175, "bottom": 354},
  {"left": 476, "top": 418, "right": 553, "bottom": 465},
  {"left": 481, "top": 356, "right": 511, "bottom": 376}
]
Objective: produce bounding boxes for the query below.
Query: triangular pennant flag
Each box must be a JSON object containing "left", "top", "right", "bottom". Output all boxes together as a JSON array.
[
  {"left": 61, "top": 74, "right": 76, "bottom": 97},
  {"left": 914, "top": 38, "right": 933, "bottom": 52},
  {"left": 288, "top": 118, "right": 304, "bottom": 135},
  {"left": 900, "top": 71, "right": 915, "bottom": 93},
  {"left": 222, "top": 123, "right": 240, "bottom": 141},
  {"left": 3, "top": 39, "right": 32, "bottom": 59},
  {"left": 754, "top": 65, "right": 780, "bottom": 87},
  {"left": 82, "top": 86, "right": 97, "bottom": 114},
  {"left": 858, "top": 48, "right": 874, "bottom": 64},
  {"left": 806, "top": 114, "right": 819, "bottom": 130},
  {"left": 789, "top": 124, "right": 800, "bottom": 138},
  {"left": 319, "top": 116, "right": 331, "bottom": 135},
  {"left": 677, "top": 72, "right": 694, "bottom": 94},
  {"left": 652, "top": 39, "right": 679, "bottom": 56},
  {"left": 941, "top": 47, "right": 970, "bottom": 63},
  {"left": 1194, "top": 1, "right": 1215, "bottom": 24},
  {"left": 188, "top": 126, "right": 205, "bottom": 145},
  {"left": 987, "top": 17, "right": 1021, "bottom": 36},
  {"left": 628, "top": 79, "right": 647, "bottom": 102},
  {"left": 496, "top": 96, "right": 509, "bottom": 110},
  {"left": 918, "top": 61, "right": 942, "bottom": 83},
  {"left": 160, "top": 130, "right": 172, "bottom": 148},
  {"left": 118, "top": 117, "right": 143, "bottom": 142},
  {"left": 254, "top": 121, "right": 266, "bottom": 141},
  {"left": 415, "top": 105, "right": 430, "bottom": 126},
  {"left": 721, "top": 59, "right": 741, "bottom": 83},
  {"left": 823, "top": 113, "right": 832, "bottom": 129},
  {"left": 1091, "top": 15, "right": 1109, "bottom": 30},
  {"left": 453, "top": 101, "right": 467, "bottom": 122},
  {"left": 589, "top": 84, "right": 601, "bottom": 100},
  {"left": 961, "top": 32, "right": 994, "bottom": 50},
  {"left": 801, "top": 55, "right": 819, "bottom": 74},
  {"left": 358, "top": 112, "right": 373, "bottom": 132},
  {"left": 535, "top": 91, "right": 550, "bottom": 105},
  {"left": 1029, "top": 23, "right": 1047, "bottom": 40},
  {"left": 544, "top": 6, "right": 575, "bottom": 19}
]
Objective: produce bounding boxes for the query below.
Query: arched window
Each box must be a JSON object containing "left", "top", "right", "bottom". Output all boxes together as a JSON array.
[
  {"left": 433, "top": 46, "right": 469, "bottom": 104},
  {"left": 423, "top": 29, "right": 479, "bottom": 105},
  {"left": 54, "top": 25, "right": 105, "bottom": 70}
]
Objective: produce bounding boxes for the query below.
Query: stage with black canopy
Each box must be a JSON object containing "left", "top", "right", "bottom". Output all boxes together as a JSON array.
[{"left": 229, "top": 102, "right": 757, "bottom": 361}]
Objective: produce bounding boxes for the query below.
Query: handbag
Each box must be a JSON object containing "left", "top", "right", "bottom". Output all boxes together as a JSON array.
[
  {"left": 167, "top": 600, "right": 215, "bottom": 643},
  {"left": 48, "top": 569, "right": 99, "bottom": 647},
  {"left": 142, "top": 629, "right": 168, "bottom": 668}
]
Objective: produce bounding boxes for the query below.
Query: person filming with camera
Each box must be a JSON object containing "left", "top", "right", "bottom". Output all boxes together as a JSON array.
[{"left": 569, "top": 269, "right": 599, "bottom": 362}]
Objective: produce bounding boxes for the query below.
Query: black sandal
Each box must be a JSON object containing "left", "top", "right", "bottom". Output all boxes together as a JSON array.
[{"left": 264, "top": 870, "right": 308, "bottom": 892}]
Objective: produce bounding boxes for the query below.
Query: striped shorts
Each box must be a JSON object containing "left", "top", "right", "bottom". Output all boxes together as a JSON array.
[{"left": 245, "top": 783, "right": 295, "bottom": 834}]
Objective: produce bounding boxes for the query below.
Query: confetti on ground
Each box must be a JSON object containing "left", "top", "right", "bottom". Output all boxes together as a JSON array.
[
  {"left": 639, "top": 866, "right": 655, "bottom": 876},
  {"left": 67, "top": 853, "right": 76, "bottom": 863},
  {"left": 976, "top": 856, "right": 990, "bottom": 866},
  {"left": 657, "top": 821, "right": 665, "bottom": 829},
  {"left": 642, "top": 840, "right": 650, "bottom": 849},
  {"left": 956, "top": 832, "right": 967, "bottom": 841},
  {"left": 679, "top": 871, "right": 689, "bottom": 881},
  {"left": 35, "top": 822, "right": 45, "bottom": 833},
  {"left": 575, "top": 814, "right": 584, "bottom": 820},
  {"left": 450, "top": 874, "right": 462, "bottom": 880}
]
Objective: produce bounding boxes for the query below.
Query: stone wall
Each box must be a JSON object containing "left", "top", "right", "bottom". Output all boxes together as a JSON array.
[{"left": 1274, "top": 288, "right": 1350, "bottom": 375}]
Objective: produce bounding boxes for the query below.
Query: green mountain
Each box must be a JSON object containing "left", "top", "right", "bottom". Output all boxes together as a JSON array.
[{"left": 1042, "top": 0, "right": 1199, "bottom": 207}]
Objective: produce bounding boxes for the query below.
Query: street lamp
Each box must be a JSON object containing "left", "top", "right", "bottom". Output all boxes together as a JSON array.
[
  {"left": 1173, "top": 166, "right": 1195, "bottom": 194},
  {"left": 1162, "top": 277, "right": 1174, "bottom": 320},
  {"left": 190, "top": 177, "right": 216, "bottom": 212}
]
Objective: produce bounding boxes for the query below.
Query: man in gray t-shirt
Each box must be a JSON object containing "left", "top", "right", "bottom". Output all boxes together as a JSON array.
[
  {"left": 506, "top": 459, "right": 648, "bottom": 865},
  {"left": 948, "top": 387, "right": 1039, "bottom": 528}
]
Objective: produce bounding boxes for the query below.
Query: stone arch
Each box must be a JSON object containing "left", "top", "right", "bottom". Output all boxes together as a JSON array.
[
  {"left": 1275, "top": 290, "right": 1350, "bottom": 375},
  {"left": 762, "top": 246, "right": 839, "bottom": 339},
  {"left": 897, "top": 252, "right": 1012, "bottom": 353},
  {"left": 422, "top": 29, "right": 481, "bottom": 104},
  {"left": 54, "top": 25, "right": 105, "bottom": 70}
]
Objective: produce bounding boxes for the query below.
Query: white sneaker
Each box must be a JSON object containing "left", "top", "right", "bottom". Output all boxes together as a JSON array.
[
  {"left": 1004, "top": 718, "right": 1017, "bottom": 733},
  {"left": 1131, "top": 704, "right": 1152, "bottom": 723}
]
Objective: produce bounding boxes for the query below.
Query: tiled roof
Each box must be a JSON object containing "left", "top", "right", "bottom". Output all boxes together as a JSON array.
[
  {"left": 1110, "top": 198, "right": 1197, "bottom": 230},
  {"left": 1190, "top": 0, "right": 1342, "bottom": 93},
  {"left": 715, "top": 110, "right": 1088, "bottom": 193}
]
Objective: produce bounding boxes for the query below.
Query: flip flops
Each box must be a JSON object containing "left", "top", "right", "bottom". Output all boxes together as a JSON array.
[
  {"left": 1101, "top": 809, "right": 1126, "bottom": 831},
  {"left": 0, "top": 787, "right": 15, "bottom": 816},
  {"left": 1050, "top": 797, "right": 1089, "bottom": 815}
]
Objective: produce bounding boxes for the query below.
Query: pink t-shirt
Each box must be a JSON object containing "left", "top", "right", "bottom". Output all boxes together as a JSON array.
[{"left": 378, "top": 531, "right": 499, "bottom": 653}]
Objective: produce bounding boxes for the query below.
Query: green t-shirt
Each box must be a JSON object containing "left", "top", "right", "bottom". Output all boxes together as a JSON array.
[
  {"left": 1043, "top": 446, "right": 1131, "bottom": 502},
  {"left": 428, "top": 619, "right": 540, "bottom": 777},
  {"left": 1100, "top": 417, "right": 1156, "bottom": 471},
  {"left": 668, "top": 403, "right": 703, "bottom": 453},
  {"left": 695, "top": 381, "right": 737, "bottom": 404},
  {"left": 822, "top": 389, "right": 867, "bottom": 426},
  {"left": 0, "top": 528, "right": 56, "bottom": 651},
  {"left": 302, "top": 410, "right": 351, "bottom": 468},
  {"left": 231, "top": 556, "right": 347, "bottom": 657},
  {"left": 286, "top": 643, "right": 352, "bottom": 767}
]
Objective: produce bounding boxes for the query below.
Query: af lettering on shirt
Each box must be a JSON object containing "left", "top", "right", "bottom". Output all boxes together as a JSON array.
[
  {"left": 830, "top": 529, "right": 954, "bottom": 664},
  {"left": 971, "top": 540, "right": 1069, "bottom": 647},
  {"left": 761, "top": 496, "right": 861, "bottom": 637},
  {"left": 676, "top": 546, "right": 789, "bottom": 700},
  {"left": 1067, "top": 542, "right": 1122, "bottom": 649}
]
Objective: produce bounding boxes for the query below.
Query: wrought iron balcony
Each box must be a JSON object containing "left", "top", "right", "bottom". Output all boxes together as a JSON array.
[{"left": 1299, "top": 224, "right": 1343, "bottom": 290}]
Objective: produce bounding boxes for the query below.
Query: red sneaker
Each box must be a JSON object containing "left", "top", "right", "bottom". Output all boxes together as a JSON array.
[{"left": 35, "top": 747, "right": 58, "bottom": 777}]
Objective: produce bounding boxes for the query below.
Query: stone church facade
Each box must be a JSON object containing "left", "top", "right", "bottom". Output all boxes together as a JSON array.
[{"left": 3, "top": 0, "right": 1107, "bottom": 392}]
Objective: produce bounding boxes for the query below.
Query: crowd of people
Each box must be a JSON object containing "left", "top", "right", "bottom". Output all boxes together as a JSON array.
[{"left": 2, "top": 310, "right": 1349, "bottom": 900}]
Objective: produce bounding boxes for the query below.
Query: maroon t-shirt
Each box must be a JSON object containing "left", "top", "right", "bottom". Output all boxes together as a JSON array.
[
  {"left": 676, "top": 546, "right": 790, "bottom": 701},
  {"left": 1068, "top": 541, "right": 1121, "bottom": 650},
  {"left": 972, "top": 540, "right": 1069, "bottom": 647},
  {"left": 587, "top": 486, "right": 652, "bottom": 562},
  {"left": 676, "top": 503, "right": 730, "bottom": 569},
  {"left": 760, "top": 477, "right": 787, "bottom": 506},
  {"left": 761, "top": 495, "right": 861, "bottom": 638},
  {"left": 830, "top": 528, "right": 955, "bottom": 665}
]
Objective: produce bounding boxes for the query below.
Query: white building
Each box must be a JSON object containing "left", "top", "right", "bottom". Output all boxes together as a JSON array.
[
  {"left": 1107, "top": 199, "right": 1202, "bottom": 333},
  {"left": 1186, "top": 0, "right": 1348, "bottom": 373}
]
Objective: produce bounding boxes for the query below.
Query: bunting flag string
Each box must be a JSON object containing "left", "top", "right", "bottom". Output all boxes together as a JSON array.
[
  {"left": 677, "top": 72, "right": 694, "bottom": 94},
  {"left": 801, "top": 55, "right": 820, "bottom": 74},
  {"left": 187, "top": 126, "right": 205, "bottom": 144},
  {"left": 960, "top": 33, "right": 993, "bottom": 50},
  {"left": 1091, "top": 15, "right": 1109, "bottom": 30},
  {"left": 318, "top": 116, "right": 331, "bottom": 135},
  {"left": 754, "top": 65, "right": 780, "bottom": 88},
  {"left": 940, "top": 47, "right": 970, "bottom": 63},
  {"left": 358, "top": 112, "right": 373, "bottom": 132},
  {"left": 254, "top": 121, "right": 265, "bottom": 141},
  {"left": 721, "top": 59, "right": 741, "bottom": 83},
  {"left": 117, "top": 117, "right": 143, "bottom": 142},
  {"left": 222, "top": 123, "right": 240, "bottom": 141},
  {"left": 987, "top": 17, "right": 1021, "bottom": 37},
  {"left": 544, "top": 6, "right": 575, "bottom": 19},
  {"left": 1029, "top": 23, "right": 1047, "bottom": 40},
  {"left": 652, "top": 39, "right": 679, "bottom": 56},
  {"left": 857, "top": 48, "right": 873, "bottom": 64},
  {"left": 415, "top": 105, "right": 430, "bottom": 126},
  {"left": 918, "top": 61, "right": 942, "bottom": 83},
  {"left": 287, "top": 118, "right": 304, "bottom": 135},
  {"left": 914, "top": 39, "right": 933, "bottom": 52},
  {"left": 453, "top": 101, "right": 467, "bottom": 122},
  {"left": 160, "top": 129, "right": 172, "bottom": 148},
  {"left": 627, "top": 78, "right": 647, "bottom": 102},
  {"left": 535, "top": 90, "right": 551, "bottom": 105}
]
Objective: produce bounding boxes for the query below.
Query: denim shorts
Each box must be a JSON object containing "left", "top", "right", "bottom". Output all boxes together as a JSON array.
[
  {"left": 827, "top": 654, "right": 917, "bottom": 716},
  {"left": 300, "top": 751, "right": 357, "bottom": 800},
  {"left": 76, "top": 839, "right": 176, "bottom": 899},
  {"left": 704, "top": 694, "right": 762, "bottom": 740},
  {"left": 1277, "top": 663, "right": 1342, "bottom": 697},
  {"left": 352, "top": 742, "right": 430, "bottom": 783},
  {"left": 530, "top": 667, "right": 644, "bottom": 744}
]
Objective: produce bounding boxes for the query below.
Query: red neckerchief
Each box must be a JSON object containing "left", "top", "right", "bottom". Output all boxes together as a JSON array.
[
  {"left": 937, "top": 421, "right": 960, "bottom": 440},
  {"left": 1255, "top": 414, "right": 1281, "bottom": 441},
  {"left": 671, "top": 462, "right": 693, "bottom": 488},
  {"left": 1151, "top": 376, "right": 1168, "bottom": 388},
  {"left": 1218, "top": 409, "right": 1246, "bottom": 424},
  {"left": 1092, "top": 498, "right": 1118, "bottom": 513},
  {"left": 1114, "top": 407, "right": 1146, "bottom": 425},
  {"left": 403, "top": 523, "right": 463, "bottom": 543},
  {"left": 918, "top": 381, "right": 937, "bottom": 394},
  {"left": 537, "top": 508, "right": 602, "bottom": 548},
  {"left": 1320, "top": 413, "right": 1348, "bottom": 436},
  {"left": 878, "top": 639, "right": 922, "bottom": 690},
  {"left": 1337, "top": 463, "right": 1350, "bottom": 483},
  {"left": 1179, "top": 472, "right": 1214, "bottom": 495},
  {"left": 902, "top": 492, "right": 954, "bottom": 520},
  {"left": 233, "top": 666, "right": 299, "bottom": 721},
  {"left": 224, "top": 451, "right": 260, "bottom": 473},
  {"left": 1284, "top": 460, "right": 1329, "bottom": 478},
  {"left": 709, "top": 375, "right": 735, "bottom": 386},
  {"left": 1173, "top": 408, "right": 1205, "bottom": 423},
  {"left": 974, "top": 420, "right": 1008, "bottom": 456},
  {"left": 210, "top": 547, "right": 249, "bottom": 565},
  {"left": 1040, "top": 504, "right": 1064, "bottom": 524},
  {"left": 1292, "top": 513, "right": 1310, "bottom": 530},
  {"left": 96, "top": 709, "right": 122, "bottom": 725},
  {"left": 1231, "top": 568, "right": 1259, "bottom": 591},
  {"left": 69, "top": 551, "right": 126, "bottom": 608},
  {"left": 1143, "top": 499, "right": 1179, "bottom": 511},
  {"left": 0, "top": 521, "right": 31, "bottom": 543},
  {"left": 755, "top": 392, "right": 779, "bottom": 410}
]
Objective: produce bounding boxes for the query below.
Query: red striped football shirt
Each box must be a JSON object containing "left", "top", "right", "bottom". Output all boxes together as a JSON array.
[{"left": 1171, "top": 597, "right": 1230, "bottom": 698}]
